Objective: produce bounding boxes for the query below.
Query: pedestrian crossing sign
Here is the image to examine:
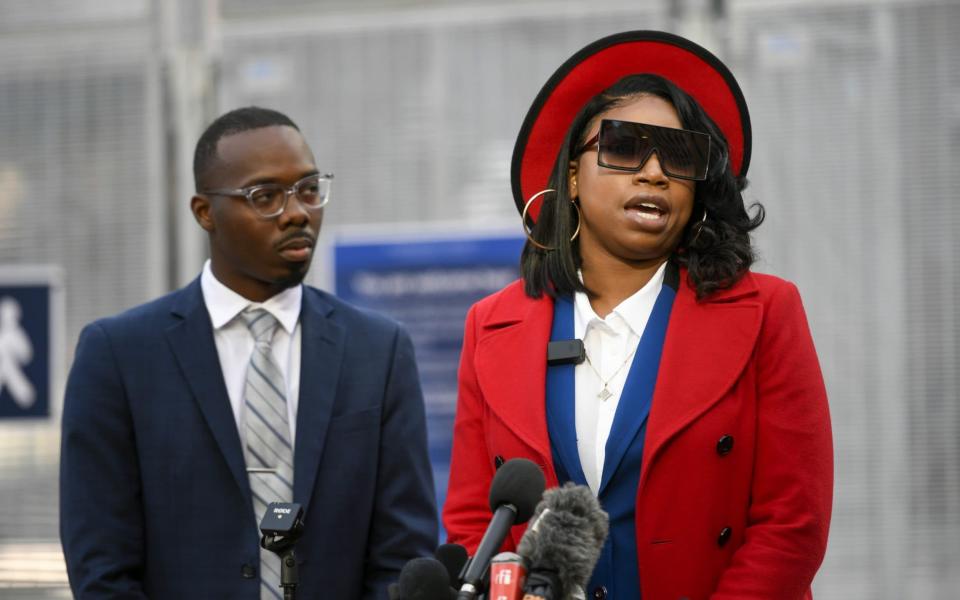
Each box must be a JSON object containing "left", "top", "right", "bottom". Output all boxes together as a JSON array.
[{"left": 0, "top": 266, "right": 61, "bottom": 419}]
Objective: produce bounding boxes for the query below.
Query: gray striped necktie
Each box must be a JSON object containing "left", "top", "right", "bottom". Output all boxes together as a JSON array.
[{"left": 241, "top": 307, "right": 293, "bottom": 600}]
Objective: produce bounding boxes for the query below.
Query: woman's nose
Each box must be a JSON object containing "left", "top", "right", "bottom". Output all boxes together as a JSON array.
[{"left": 633, "top": 150, "right": 669, "bottom": 186}]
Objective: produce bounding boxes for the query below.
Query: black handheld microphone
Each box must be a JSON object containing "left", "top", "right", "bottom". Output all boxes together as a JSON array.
[
  {"left": 390, "top": 544, "right": 468, "bottom": 600},
  {"left": 390, "top": 557, "right": 456, "bottom": 600},
  {"left": 435, "top": 543, "right": 468, "bottom": 589},
  {"left": 457, "top": 458, "right": 546, "bottom": 599},
  {"left": 517, "top": 483, "right": 609, "bottom": 600}
]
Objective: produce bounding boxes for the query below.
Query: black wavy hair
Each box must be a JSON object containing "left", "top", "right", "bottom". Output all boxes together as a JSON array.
[
  {"left": 520, "top": 74, "right": 764, "bottom": 300},
  {"left": 193, "top": 106, "right": 300, "bottom": 191}
]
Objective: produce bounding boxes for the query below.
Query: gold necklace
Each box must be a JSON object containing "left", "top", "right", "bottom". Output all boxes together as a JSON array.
[{"left": 583, "top": 347, "right": 637, "bottom": 401}]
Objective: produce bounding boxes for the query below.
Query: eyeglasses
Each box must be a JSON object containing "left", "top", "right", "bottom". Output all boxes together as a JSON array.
[
  {"left": 201, "top": 173, "right": 334, "bottom": 218},
  {"left": 577, "top": 119, "right": 711, "bottom": 181}
]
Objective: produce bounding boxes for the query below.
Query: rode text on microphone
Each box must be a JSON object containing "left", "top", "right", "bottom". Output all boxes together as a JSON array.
[{"left": 259, "top": 502, "right": 305, "bottom": 600}]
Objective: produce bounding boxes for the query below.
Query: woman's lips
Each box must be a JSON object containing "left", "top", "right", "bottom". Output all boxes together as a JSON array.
[{"left": 623, "top": 195, "right": 669, "bottom": 232}]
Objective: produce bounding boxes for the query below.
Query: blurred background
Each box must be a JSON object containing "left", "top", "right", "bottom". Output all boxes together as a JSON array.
[{"left": 0, "top": 0, "right": 958, "bottom": 598}]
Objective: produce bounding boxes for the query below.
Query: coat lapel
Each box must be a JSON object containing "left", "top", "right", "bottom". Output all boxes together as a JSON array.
[
  {"left": 166, "top": 279, "right": 250, "bottom": 500},
  {"left": 292, "top": 288, "right": 342, "bottom": 510},
  {"left": 639, "top": 272, "right": 763, "bottom": 491},
  {"left": 473, "top": 284, "right": 554, "bottom": 462}
]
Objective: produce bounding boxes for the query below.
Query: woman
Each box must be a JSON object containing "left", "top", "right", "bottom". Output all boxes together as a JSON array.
[{"left": 443, "top": 31, "right": 833, "bottom": 599}]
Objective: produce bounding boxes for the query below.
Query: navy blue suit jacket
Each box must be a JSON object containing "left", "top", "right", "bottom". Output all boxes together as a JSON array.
[{"left": 60, "top": 278, "right": 438, "bottom": 599}]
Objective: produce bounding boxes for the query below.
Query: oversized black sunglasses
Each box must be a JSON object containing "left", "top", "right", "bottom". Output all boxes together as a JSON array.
[{"left": 577, "top": 119, "right": 712, "bottom": 181}]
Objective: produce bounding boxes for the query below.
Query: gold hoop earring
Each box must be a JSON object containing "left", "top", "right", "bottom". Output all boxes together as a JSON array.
[
  {"left": 522, "top": 189, "right": 580, "bottom": 251},
  {"left": 570, "top": 201, "right": 582, "bottom": 242}
]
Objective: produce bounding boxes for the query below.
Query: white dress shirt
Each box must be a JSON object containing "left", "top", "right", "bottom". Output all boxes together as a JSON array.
[
  {"left": 200, "top": 260, "right": 302, "bottom": 444},
  {"left": 573, "top": 261, "right": 666, "bottom": 493}
]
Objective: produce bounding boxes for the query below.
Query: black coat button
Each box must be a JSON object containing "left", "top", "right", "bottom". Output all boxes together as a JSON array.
[
  {"left": 717, "top": 526, "right": 733, "bottom": 547},
  {"left": 592, "top": 585, "right": 608, "bottom": 600},
  {"left": 494, "top": 455, "right": 505, "bottom": 469},
  {"left": 240, "top": 563, "right": 256, "bottom": 578},
  {"left": 716, "top": 435, "right": 734, "bottom": 456}
]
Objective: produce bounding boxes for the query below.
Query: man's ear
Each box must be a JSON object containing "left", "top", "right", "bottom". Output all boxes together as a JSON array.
[
  {"left": 191, "top": 195, "right": 215, "bottom": 232},
  {"left": 568, "top": 161, "right": 579, "bottom": 197}
]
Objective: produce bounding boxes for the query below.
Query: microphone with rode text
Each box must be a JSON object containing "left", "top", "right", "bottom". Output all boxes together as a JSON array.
[
  {"left": 517, "top": 483, "right": 609, "bottom": 600},
  {"left": 457, "top": 458, "right": 546, "bottom": 599},
  {"left": 259, "top": 502, "right": 306, "bottom": 600}
]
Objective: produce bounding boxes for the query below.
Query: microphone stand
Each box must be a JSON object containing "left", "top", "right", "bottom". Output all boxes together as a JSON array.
[
  {"left": 259, "top": 503, "right": 306, "bottom": 600},
  {"left": 261, "top": 530, "right": 301, "bottom": 600}
]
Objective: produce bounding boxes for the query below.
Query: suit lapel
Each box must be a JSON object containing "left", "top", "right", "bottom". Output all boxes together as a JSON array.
[
  {"left": 292, "top": 289, "right": 342, "bottom": 509},
  {"left": 166, "top": 280, "right": 250, "bottom": 500},
  {"left": 546, "top": 295, "right": 589, "bottom": 487},
  {"left": 639, "top": 272, "right": 763, "bottom": 491},
  {"left": 473, "top": 285, "right": 554, "bottom": 462}
]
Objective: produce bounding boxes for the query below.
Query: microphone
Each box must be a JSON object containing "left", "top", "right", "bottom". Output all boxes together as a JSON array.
[
  {"left": 457, "top": 458, "right": 546, "bottom": 599},
  {"left": 259, "top": 502, "right": 305, "bottom": 538},
  {"left": 488, "top": 551, "right": 526, "bottom": 600},
  {"left": 517, "top": 483, "right": 609, "bottom": 600},
  {"left": 435, "top": 543, "right": 468, "bottom": 589},
  {"left": 390, "top": 544, "right": 468, "bottom": 600},
  {"left": 393, "top": 557, "right": 456, "bottom": 600},
  {"left": 259, "top": 502, "right": 305, "bottom": 600}
]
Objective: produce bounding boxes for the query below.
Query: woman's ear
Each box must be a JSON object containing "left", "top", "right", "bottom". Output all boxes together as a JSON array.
[{"left": 568, "top": 161, "right": 579, "bottom": 197}]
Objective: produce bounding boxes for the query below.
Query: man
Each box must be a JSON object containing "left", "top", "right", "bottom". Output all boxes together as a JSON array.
[{"left": 60, "top": 107, "right": 438, "bottom": 599}]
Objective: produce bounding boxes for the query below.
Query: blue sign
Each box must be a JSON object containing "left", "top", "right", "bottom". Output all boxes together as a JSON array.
[
  {"left": 332, "top": 230, "right": 525, "bottom": 534},
  {"left": 0, "top": 269, "right": 58, "bottom": 419}
]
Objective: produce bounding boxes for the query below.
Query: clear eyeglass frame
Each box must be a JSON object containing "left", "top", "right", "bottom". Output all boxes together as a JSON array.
[{"left": 201, "top": 173, "right": 334, "bottom": 218}]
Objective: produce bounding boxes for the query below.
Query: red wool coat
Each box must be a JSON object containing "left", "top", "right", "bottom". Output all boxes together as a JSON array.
[{"left": 443, "top": 270, "right": 833, "bottom": 600}]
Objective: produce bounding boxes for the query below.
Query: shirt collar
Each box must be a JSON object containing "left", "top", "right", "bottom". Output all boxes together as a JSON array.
[
  {"left": 200, "top": 259, "right": 302, "bottom": 334},
  {"left": 573, "top": 260, "right": 667, "bottom": 338}
]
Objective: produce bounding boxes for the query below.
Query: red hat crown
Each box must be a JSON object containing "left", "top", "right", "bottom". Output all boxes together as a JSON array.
[{"left": 511, "top": 30, "right": 751, "bottom": 218}]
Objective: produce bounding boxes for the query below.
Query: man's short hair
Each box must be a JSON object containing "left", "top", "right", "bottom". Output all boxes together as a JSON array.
[{"left": 193, "top": 106, "right": 300, "bottom": 190}]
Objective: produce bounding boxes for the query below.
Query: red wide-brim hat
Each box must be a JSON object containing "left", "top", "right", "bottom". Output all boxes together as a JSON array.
[{"left": 511, "top": 30, "right": 751, "bottom": 219}]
